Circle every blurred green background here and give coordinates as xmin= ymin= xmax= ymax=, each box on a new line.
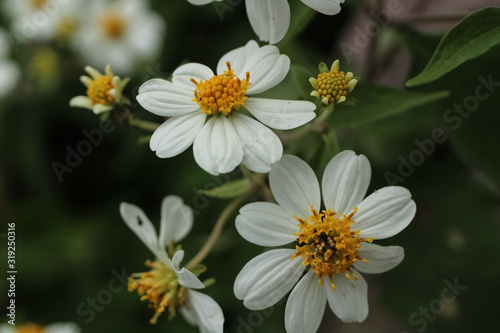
xmin=1 ymin=0 xmax=499 ymax=332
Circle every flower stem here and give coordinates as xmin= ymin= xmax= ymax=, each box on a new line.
xmin=128 ymin=116 xmax=161 ymax=132
xmin=186 ymin=187 xmax=255 ymax=269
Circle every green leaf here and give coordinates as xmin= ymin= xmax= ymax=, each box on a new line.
xmin=290 ymin=64 xmax=315 ymax=102
xmin=322 ymin=131 xmax=339 ymax=158
xmin=198 ymin=178 xmax=251 ymax=199
xmin=328 ymin=82 xmax=449 ymax=128
xmin=276 ymin=0 xmax=316 ymax=47
xmin=406 ymin=7 xmax=500 ymax=87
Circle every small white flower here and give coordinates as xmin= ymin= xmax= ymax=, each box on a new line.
xmin=69 ymin=64 xmax=130 ymax=114
xmin=234 ymin=151 xmax=416 ymax=332
xmin=120 ymin=195 xmax=224 ymax=332
xmin=0 ymin=28 xmax=20 ymax=99
xmin=249 ymin=0 xmax=345 ymax=44
xmin=0 ymin=322 xmax=80 ymax=333
xmin=72 ymin=0 xmax=166 ymax=73
xmin=137 ymin=40 xmax=316 ymax=175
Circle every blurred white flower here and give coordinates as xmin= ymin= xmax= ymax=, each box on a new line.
xmin=120 ymin=195 xmax=224 ymax=332
xmin=246 ymin=0 xmax=345 ymax=44
xmin=187 ymin=0 xmax=223 ymax=5
xmin=137 ymin=40 xmax=316 ymax=175
xmin=234 ymin=151 xmax=416 ymax=332
xmin=0 ymin=322 xmax=80 ymax=333
xmin=69 ymin=64 xmax=130 ymax=114
xmin=72 ymin=0 xmax=166 ymax=73
xmin=0 ymin=29 xmax=20 ymax=99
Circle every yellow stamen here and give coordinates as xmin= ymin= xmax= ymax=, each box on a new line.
xmin=313 ymin=70 xmax=349 ymax=105
xmin=128 ymin=260 xmax=187 ymax=324
xmin=191 ymin=61 xmax=251 ymax=116
xmin=16 ymin=323 xmax=46 ymax=333
xmin=31 ymin=0 xmax=47 ymax=9
xmin=100 ymin=11 xmax=127 ymax=39
xmin=86 ymin=75 xmax=115 ymax=105
xmin=291 ymin=206 xmax=373 ymax=290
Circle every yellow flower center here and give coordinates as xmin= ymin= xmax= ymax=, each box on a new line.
xmin=190 ymin=61 xmax=250 ymax=116
xmin=31 ymin=0 xmax=48 ymax=8
xmin=291 ymin=206 xmax=373 ymax=290
xmin=16 ymin=323 xmax=46 ymax=333
xmin=128 ymin=260 xmax=187 ymax=325
xmin=314 ymin=70 xmax=349 ymax=104
xmin=56 ymin=16 xmax=77 ymax=40
xmin=86 ymin=75 xmax=115 ymax=105
xmin=100 ymin=11 xmax=127 ymax=39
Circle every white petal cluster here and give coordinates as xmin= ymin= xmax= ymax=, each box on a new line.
xmin=234 ymin=151 xmax=416 ymax=332
xmin=137 ymin=40 xmax=316 ymax=175
xmin=120 ymin=195 xmax=224 ymax=333
xmin=0 ymin=322 xmax=80 ymax=333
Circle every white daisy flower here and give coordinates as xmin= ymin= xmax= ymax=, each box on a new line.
xmin=120 ymin=195 xmax=224 ymax=332
xmin=69 ymin=64 xmax=130 ymax=114
xmin=72 ymin=0 xmax=166 ymax=73
xmin=137 ymin=40 xmax=316 ymax=175
xmin=234 ymin=151 xmax=416 ymax=332
xmin=0 ymin=322 xmax=80 ymax=333
xmin=247 ymin=0 xmax=345 ymax=44
xmin=0 ymin=28 xmax=21 ymax=99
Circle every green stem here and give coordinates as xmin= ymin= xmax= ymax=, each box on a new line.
xmin=128 ymin=116 xmax=161 ymax=132
xmin=186 ymin=188 xmax=255 ymax=269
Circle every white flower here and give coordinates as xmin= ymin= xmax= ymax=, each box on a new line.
xmin=120 ymin=195 xmax=224 ymax=332
xmin=247 ymin=0 xmax=345 ymax=44
xmin=0 ymin=28 xmax=20 ymax=99
xmin=187 ymin=0 xmax=223 ymax=5
xmin=0 ymin=322 xmax=80 ymax=333
xmin=234 ymin=151 xmax=416 ymax=332
xmin=69 ymin=64 xmax=130 ymax=114
xmin=72 ymin=0 xmax=166 ymax=73
xmin=137 ymin=40 xmax=316 ymax=175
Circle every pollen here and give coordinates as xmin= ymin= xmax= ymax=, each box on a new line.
xmin=128 ymin=260 xmax=187 ymax=325
xmin=86 ymin=75 xmax=115 ymax=105
xmin=31 ymin=0 xmax=48 ymax=8
xmin=191 ymin=61 xmax=250 ymax=116
xmin=100 ymin=11 xmax=127 ymax=39
xmin=16 ymin=323 xmax=46 ymax=333
xmin=291 ymin=206 xmax=373 ymax=290
xmin=314 ymin=71 xmax=349 ymax=104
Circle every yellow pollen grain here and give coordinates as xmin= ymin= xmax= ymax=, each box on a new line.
xmin=16 ymin=323 xmax=46 ymax=333
xmin=291 ymin=206 xmax=372 ymax=290
xmin=31 ymin=0 xmax=48 ymax=9
xmin=191 ymin=61 xmax=251 ymax=116
xmin=128 ymin=260 xmax=187 ymax=324
xmin=86 ymin=75 xmax=115 ymax=105
xmin=100 ymin=11 xmax=127 ymax=38
xmin=314 ymin=71 xmax=349 ymax=104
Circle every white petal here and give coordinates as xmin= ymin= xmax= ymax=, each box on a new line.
xmin=45 ymin=323 xmax=81 ymax=333
xmin=285 ymin=271 xmax=327 ymax=333
xmin=172 ymin=250 xmax=205 ymax=289
xmin=236 ymin=202 xmax=298 ymax=246
xmin=245 ymin=98 xmax=316 ymax=130
xmin=173 ymin=63 xmax=215 ymax=91
xmin=159 ymin=195 xmax=194 ymax=249
xmin=269 ymin=155 xmax=321 ymax=219
xmin=150 ymin=113 xmax=207 ymax=158
xmin=234 ymin=249 xmax=304 ymax=310
xmin=301 ymin=0 xmax=344 ymax=15
xmin=180 ymin=290 xmax=224 ymax=333
xmin=119 ymin=202 xmax=163 ymax=260
xmin=217 ymin=40 xmax=260 ymax=77
xmin=246 ymin=0 xmax=290 ymax=44
xmin=229 ymin=113 xmax=282 ymax=173
xmin=92 ymin=104 xmax=112 ymax=114
xmin=137 ymin=78 xmax=199 ymax=117
xmin=193 ymin=116 xmax=244 ymax=175
xmin=69 ymin=96 xmax=93 ymax=109
xmin=353 ymin=243 xmax=404 ymax=274
xmin=324 ymin=269 xmax=368 ymax=323
xmin=242 ymin=45 xmax=290 ymax=95
xmin=187 ymin=0 xmax=217 ymax=4
xmin=355 ymin=187 xmax=416 ymax=240
xmin=321 ymin=150 xmax=371 ymax=215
